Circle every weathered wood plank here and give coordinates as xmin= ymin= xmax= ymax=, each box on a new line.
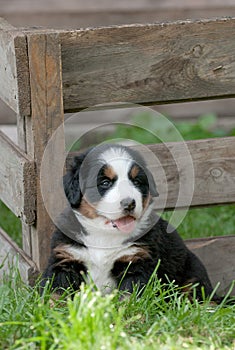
xmin=0 ymin=17 xmax=30 ymax=115
xmin=0 ymin=130 xmax=36 ymax=224
xmin=137 ymin=137 xmax=235 ymax=209
xmin=60 ymin=18 xmax=235 ymax=111
xmin=21 ymin=33 xmax=64 ymax=270
xmin=0 ymin=227 xmax=39 ymax=285
xmin=0 ymin=18 xmax=19 ymax=113
xmin=186 ymin=236 xmax=235 ymax=296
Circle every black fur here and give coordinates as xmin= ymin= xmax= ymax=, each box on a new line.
xmin=41 ymin=216 xmax=221 ymax=302
xmin=40 ymin=230 xmax=87 ymax=293
xmin=63 ymin=153 xmax=86 ymax=207
xmin=41 ymin=145 xmax=225 ymax=303
xmin=112 ymin=218 xmax=219 ymax=301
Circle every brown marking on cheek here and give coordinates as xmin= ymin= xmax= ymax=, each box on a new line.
xmin=78 ymin=198 xmax=98 ymax=219
xmin=53 ymin=245 xmax=83 ymax=267
xmin=117 ymin=247 xmax=151 ymax=264
xmin=130 ymin=164 xmax=140 ymax=179
xmin=104 ymin=165 xmax=116 ymax=180
xmin=143 ymin=193 xmax=151 ymax=210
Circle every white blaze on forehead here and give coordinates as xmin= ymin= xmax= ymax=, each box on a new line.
xmin=101 ymin=147 xmax=133 ymax=185
xmin=97 ymin=146 xmax=143 ymax=220
xmin=100 ymin=146 xmax=133 ymax=164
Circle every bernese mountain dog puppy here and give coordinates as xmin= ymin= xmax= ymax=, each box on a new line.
xmin=41 ymin=143 xmax=221 ymax=302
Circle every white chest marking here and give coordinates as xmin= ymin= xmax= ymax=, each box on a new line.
xmin=65 ymin=244 xmax=140 ymax=294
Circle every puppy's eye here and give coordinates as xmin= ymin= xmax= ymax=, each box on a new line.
xmin=133 ymin=179 xmax=141 ymax=187
xmin=100 ymin=179 xmax=112 ymax=189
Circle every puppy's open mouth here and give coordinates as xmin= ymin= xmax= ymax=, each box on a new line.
xmin=106 ymin=216 xmax=136 ymax=234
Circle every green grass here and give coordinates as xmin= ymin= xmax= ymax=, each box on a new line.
xmin=111 ymin=112 xmax=235 ymax=143
xmin=0 ymin=201 xmax=22 ymax=246
xmin=0 ymin=270 xmax=235 ymax=350
xmin=163 ymin=204 xmax=235 ymax=240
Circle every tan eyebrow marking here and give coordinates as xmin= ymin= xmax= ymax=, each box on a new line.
xmin=103 ymin=165 xmax=117 ymax=180
xmin=130 ymin=164 xmax=139 ymax=179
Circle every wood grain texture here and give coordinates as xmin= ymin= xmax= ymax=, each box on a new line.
xmin=186 ymin=236 xmax=235 ymax=295
xmin=0 ymin=227 xmax=39 ymax=286
xmin=0 ymin=130 xmax=36 ymax=224
xmin=0 ymin=17 xmax=30 ymax=115
xmin=0 ymin=18 xmax=18 ymax=113
xmin=137 ymin=137 xmax=235 ymax=209
xmin=60 ymin=18 xmax=235 ymax=111
xmin=24 ymin=33 xmax=64 ymax=270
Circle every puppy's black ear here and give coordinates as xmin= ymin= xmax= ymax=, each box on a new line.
xmin=63 ymin=152 xmax=87 ymax=207
xmin=147 ymin=169 xmax=159 ymax=197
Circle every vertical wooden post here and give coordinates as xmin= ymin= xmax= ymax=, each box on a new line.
xmin=19 ymin=33 xmax=64 ymax=271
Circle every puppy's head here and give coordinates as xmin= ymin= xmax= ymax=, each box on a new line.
xmin=64 ymin=144 xmax=158 ymax=234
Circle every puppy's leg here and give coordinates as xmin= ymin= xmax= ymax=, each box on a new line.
xmin=112 ymin=259 xmax=155 ymax=296
xmin=40 ymin=256 xmax=87 ymax=296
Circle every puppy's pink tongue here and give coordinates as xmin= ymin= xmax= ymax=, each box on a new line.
xmin=113 ymin=216 xmax=136 ymax=233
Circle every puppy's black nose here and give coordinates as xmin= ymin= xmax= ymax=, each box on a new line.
xmin=120 ymin=198 xmax=136 ymax=213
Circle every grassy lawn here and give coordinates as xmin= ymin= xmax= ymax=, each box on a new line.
xmin=0 ymin=270 xmax=235 ymax=349
xmin=0 ymin=201 xmax=22 ymax=247
xmin=0 ymin=113 xmax=235 ymax=349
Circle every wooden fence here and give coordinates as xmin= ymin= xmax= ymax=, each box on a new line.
xmin=0 ymin=16 xmax=234 ymax=294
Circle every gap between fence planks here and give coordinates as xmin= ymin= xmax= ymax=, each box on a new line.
xmin=0 ymin=130 xmax=36 ymax=224
xmin=0 ymin=227 xmax=39 ymax=286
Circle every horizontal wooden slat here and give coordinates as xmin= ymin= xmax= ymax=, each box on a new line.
xmin=0 ymin=227 xmax=39 ymax=285
xmin=0 ymin=17 xmax=30 ymax=115
xmin=186 ymin=236 xmax=235 ymax=296
xmin=60 ymin=18 xmax=235 ymax=111
xmin=0 ymin=130 xmax=36 ymax=224
xmin=68 ymin=137 xmax=235 ymax=209
xmin=140 ymin=137 xmax=235 ymax=209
